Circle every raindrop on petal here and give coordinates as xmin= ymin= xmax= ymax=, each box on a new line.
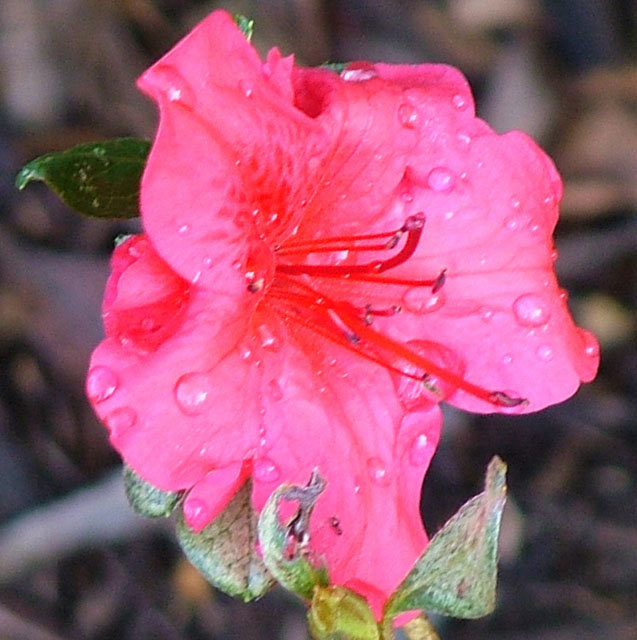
xmin=513 ymin=294 xmax=551 ymax=327
xmin=105 ymin=407 xmax=137 ymax=437
xmin=457 ymin=130 xmax=472 ymax=148
xmin=267 ymin=379 xmax=283 ymax=402
xmin=253 ymin=457 xmax=281 ymax=483
xmin=578 ymin=328 xmax=600 ymax=359
xmin=504 ymin=214 xmax=532 ymax=231
xmin=239 ymin=80 xmax=253 ymax=97
xmin=174 ymin=372 xmax=214 ymax=415
xmin=366 ymin=457 xmax=391 ymax=486
xmin=86 ymin=366 xmax=119 ymax=403
xmin=402 ymin=288 xmax=445 ymax=314
xmin=393 ymin=340 xmax=465 ymax=408
xmin=536 ymin=344 xmax=554 ymax=362
xmin=427 ymin=167 xmax=456 ymax=192
xmin=452 ymin=94 xmax=468 ymax=110
xmin=398 ymin=103 xmax=419 ymax=128
xmin=341 ymin=66 xmax=378 ymax=82
xmin=408 ymin=433 xmax=431 ymax=466
xmin=151 ymin=66 xmax=195 ymax=106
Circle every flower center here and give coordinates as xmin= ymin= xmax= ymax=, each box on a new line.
xmin=248 ymin=214 xmax=526 ymax=409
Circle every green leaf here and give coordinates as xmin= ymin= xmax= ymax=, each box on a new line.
xmin=233 ymin=14 xmax=254 ymax=41
xmin=123 ymin=465 xmax=181 ymax=518
xmin=15 ymin=138 xmax=150 ymax=219
xmin=176 ymin=480 xmax=273 ymax=602
xmin=309 ymin=586 xmax=380 ymax=640
xmin=257 ymin=470 xmax=329 ymax=600
xmin=320 ymin=62 xmax=347 ymax=73
xmin=384 ymin=457 xmax=508 ymax=621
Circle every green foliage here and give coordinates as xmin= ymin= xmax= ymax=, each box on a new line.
xmin=384 ymin=457 xmax=508 ymax=622
xmin=233 ymin=14 xmax=254 ymax=41
xmin=123 ymin=466 xmax=180 ymax=518
xmin=309 ymin=586 xmax=380 ymax=640
xmin=15 ymin=138 xmax=149 ymax=219
xmin=176 ymin=481 xmax=273 ymax=602
xmin=257 ymin=470 xmax=329 ymax=600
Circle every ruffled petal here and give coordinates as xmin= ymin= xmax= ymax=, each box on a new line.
xmin=137 ymin=10 xmax=327 ymax=289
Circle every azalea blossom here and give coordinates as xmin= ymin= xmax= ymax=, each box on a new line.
xmin=85 ymin=10 xmax=599 ymax=616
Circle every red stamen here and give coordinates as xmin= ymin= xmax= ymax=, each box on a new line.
xmin=276 ymin=214 xmax=425 ymax=278
xmin=270 ymin=274 xmax=526 ymax=407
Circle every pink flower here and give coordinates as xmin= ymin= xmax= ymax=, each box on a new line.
xmin=86 ymin=10 xmax=598 ymax=616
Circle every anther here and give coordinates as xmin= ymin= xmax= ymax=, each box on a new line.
xmin=488 ymin=391 xmax=528 ymax=407
xmin=247 ymin=278 xmax=265 ymax=293
xmin=432 ymin=269 xmax=447 ymax=293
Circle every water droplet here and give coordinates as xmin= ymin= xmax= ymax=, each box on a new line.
xmin=257 ymin=324 xmax=280 ymax=351
xmin=202 ymin=256 xmax=213 ymax=268
xmin=178 ymin=223 xmax=190 ymax=235
xmin=427 ymin=167 xmax=456 ymax=192
xmin=551 ymin=249 xmax=559 ymax=262
xmin=393 ymin=340 xmax=465 ymax=408
xmin=253 ymin=457 xmax=280 ymax=483
xmin=402 ymin=288 xmax=445 ymax=314
xmin=367 ymin=457 xmax=391 ymax=486
xmin=444 ymin=210 xmax=455 ymax=220
xmin=239 ymin=80 xmax=253 ymax=97
xmin=457 ymin=130 xmax=472 ymax=148
xmin=398 ymin=103 xmax=419 ymax=128
xmin=536 ymin=344 xmax=554 ymax=362
xmin=183 ymin=497 xmax=211 ymax=532
xmin=504 ymin=214 xmax=532 ymax=231
xmin=511 ymin=197 xmax=521 ymax=210
xmin=341 ymin=65 xmax=378 ymax=82
xmin=174 ymin=372 xmax=214 ymax=415
xmin=481 ymin=307 xmax=495 ymax=323
xmin=86 ymin=366 xmax=118 ymax=403
xmin=502 ymin=353 xmax=513 ymax=365
xmin=104 ymin=407 xmax=137 ymax=437
xmin=408 ymin=433 xmax=431 ymax=466
xmin=578 ymin=329 xmax=600 ymax=359
xmin=267 ymin=379 xmax=283 ymax=402
xmin=452 ymin=94 xmax=468 ymax=110
xmin=151 ymin=66 xmax=195 ymax=105
xmin=513 ymin=294 xmax=551 ymax=327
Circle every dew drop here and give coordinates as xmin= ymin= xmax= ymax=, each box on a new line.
xmin=267 ymin=379 xmax=283 ymax=402
xmin=178 ymin=223 xmax=190 ymax=235
xmin=457 ymin=130 xmax=472 ymax=148
xmin=402 ymin=288 xmax=445 ymax=314
xmin=408 ymin=433 xmax=431 ymax=466
xmin=86 ymin=366 xmax=119 ymax=403
xmin=239 ymin=79 xmax=253 ymax=97
xmin=513 ymin=294 xmax=551 ymax=327
xmin=183 ymin=497 xmax=211 ymax=532
xmin=253 ymin=457 xmax=281 ymax=483
xmin=392 ymin=340 xmax=464 ymax=408
xmin=366 ymin=457 xmax=391 ymax=486
xmin=257 ymin=324 xmax=280 ymax=351
xmin=452 ymin=94 xmax=468 ymax=110
xmin=510 ymin=197 xmax=522 ymax=210
xmin=481 ymin=307 xmax=495 ymax=323
xmin=104 ymin=407 xmax=137 ymax=437
xmin=427 ymin=167 xmax=456 ymax=192
xmin=152 ymin=66 xmax=195 ymax=105
xmin=578 ymin=329 xmax=600 ymax=359
xmin=536 ymin=344 xmax=554 ymax=362
xmin=398 ymin=103 xmax=419 ymax=128
xmin=203 ymin=256 xmax=214 ymax=269
xmin=504 ymin=214 xmax=532 ymax=231
xmin=174 ymin=372 xmax=214 ymax=415
xmin=502 ymin=353 xmax=514 ymax=365
xmin=341 ymin=66 xmax=378 ymax=82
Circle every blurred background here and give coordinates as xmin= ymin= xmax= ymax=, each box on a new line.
xmin=0 ymin=1 xmax=635 ymax=638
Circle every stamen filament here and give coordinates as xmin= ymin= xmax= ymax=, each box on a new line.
xmin=271 ymin=274 xmax=526 ymax=407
